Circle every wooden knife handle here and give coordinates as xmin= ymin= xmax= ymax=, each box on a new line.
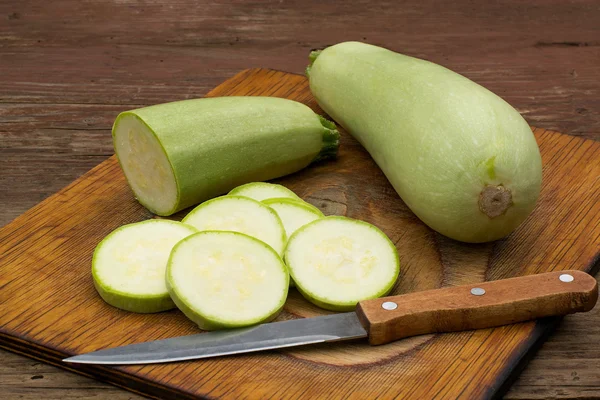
xmin=355 ymin=270 xmax=598 ymax=345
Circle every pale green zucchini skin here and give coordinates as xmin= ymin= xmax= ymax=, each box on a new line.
xmin=113 ymin=96 xmax=339 ymax=216
xmin=308 ymin=42 xmax=542 ymax=243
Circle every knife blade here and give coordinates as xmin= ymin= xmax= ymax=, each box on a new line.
xmin=64 ymin=270 xmax=597 ymax=365
xmin=63 ymin=312 xmax=366 ymax=365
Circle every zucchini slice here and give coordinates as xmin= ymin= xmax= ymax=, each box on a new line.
xmin=182 ymin=195 xmax=286 ymax=256
xmin=92 ymin=220 xmax=197 ymax=313
xmin=262 ymin=197 xmax=323 ymax=239
xmin=263 ymin=198 xmax=324 ymax=287
xmin=285 ymin=216 xmax=399 ymax=311
xmin=167 ymin=231 xmax=289 ymax=330
xmin=228 ymin=182 xmax=301 ymax=202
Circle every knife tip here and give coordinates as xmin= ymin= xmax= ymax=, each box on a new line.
xmin=63 ymin=355 xmax=94 ymax=364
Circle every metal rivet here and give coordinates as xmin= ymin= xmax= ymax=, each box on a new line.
xmin=382 ymin=301 xmax=398 ymax=310
xmin=471 ymin=287 xmax=486 ymax=296
xmin=559 ymin=274 xmax=574 ymax=283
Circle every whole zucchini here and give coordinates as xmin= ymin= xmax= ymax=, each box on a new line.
xmin=112 ymin=96 xmax=339 ymax=216
xmin=307 ymin=42 xmax=542 ymax=243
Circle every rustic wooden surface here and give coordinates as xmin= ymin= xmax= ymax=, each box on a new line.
xmin=1 ymin=68 xmax=599 ymax=400
xmin=1 ymin=0 xmax=599 ymax=399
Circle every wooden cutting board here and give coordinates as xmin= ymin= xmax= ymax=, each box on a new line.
xmin=1 ymin=69 xmax=599 ymax=400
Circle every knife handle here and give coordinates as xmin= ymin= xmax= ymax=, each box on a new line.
xmin=355 ymin=270 xmax=598 ymax=345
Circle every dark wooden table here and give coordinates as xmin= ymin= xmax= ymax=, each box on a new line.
xmin=1 ymin=1 xmax=598 ymax=399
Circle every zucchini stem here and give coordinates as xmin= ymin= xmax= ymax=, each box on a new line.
xmin=305 ymin=50 xmax=323 ymax=77
xmin=312 ymin=115 xmax=340 ymax=163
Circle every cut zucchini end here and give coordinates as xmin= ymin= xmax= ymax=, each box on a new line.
xmin=112 ymin=112 xmax=179 ymax=216
xmin=285 ymin=216 xmax=400 ymax=311
xmin=182 ymin=195 xmax=287 ymax=257
xmin=92 ymin=220 xmax=197 ymax=313
xmin=228 ymin=182 xmax=301 ymax=202
xmin=166 ymin=231 xmax=289 ymax=330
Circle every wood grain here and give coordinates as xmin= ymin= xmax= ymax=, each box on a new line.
xmin=0 ymin=350 xmax=144 ymax=400
xmin=1 ymin=0 xmax=599 ymax=227
xmin=1 ymin=69 xmax=599 ymax=400
xmin=0 ymin=0 xmax=599 ymax=138
xmin=1 ymin=1 xmax=600 ymax=398
xmin=3 ymin=301 xmax=600 ymax=400
xmin=357 ymin=270 xmax=598 ymax=345
xmin=505 ymin=302 xmax=600 ymax=400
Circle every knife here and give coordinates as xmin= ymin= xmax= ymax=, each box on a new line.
xmin=64 ymin=269 xmax=597 ymax=365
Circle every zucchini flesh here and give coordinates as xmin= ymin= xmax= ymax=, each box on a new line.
xmin=228 ymin=182 xmax=300 ymax=202
xmin=113 ymin=117 xmax=177 ymax=215
xmin=182 ymin=195 xmax=286 ymax=256
xmin=113 ymin=96 xmax=339 ymax=216
xmin=262 ymin=197 xmax=323 ymax=238
xmin=167 ymin=231 xmax=289 ymax=330
xmin=92 ymin=220 xmax=197 ymax=313
xmin=285 ymin=216 xmax=399 ymax=311
xmin=263 ymin=197 xmax=324 ymax=288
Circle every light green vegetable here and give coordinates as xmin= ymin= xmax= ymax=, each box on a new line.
xmin=263 ymin=197 xmax=324 ymax=288
xmin=167 ymin=231 xmax=289 ymax=330
xmin=262 ymin=197 xmax=323 ymax=238
xmin=112 ymin=97 xmax=339 ymax=216
xmin=285 ymin=216 xmax=399 ymax=311
xmin=182 ymin=195 xmax=286 ymax=256
xmin=229 ymin=182 xmax=301 ymax=202
xmin=92 ymin=220 xmax=197 ymax=313
xmin=307 ymin=42 xmax=542 ymax=243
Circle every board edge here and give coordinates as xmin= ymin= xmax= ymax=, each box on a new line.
xmin=489 ymin=252 xmax=600 ymax=399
